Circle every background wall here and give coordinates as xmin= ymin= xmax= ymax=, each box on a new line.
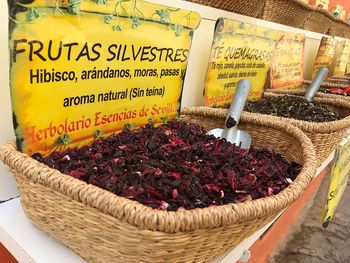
xmin=309 ymin=0 xmax=350 ymax=13
xmin=0 ymin=1 xmax=346 ymax=145
xmin=0 ymin=4 xmax=12 ymax=143
xmin=329 ymin=0 xmax=350 ymax=12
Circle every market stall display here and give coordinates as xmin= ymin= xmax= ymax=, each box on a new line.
xmin=2 ymin=0 xmax=350 ymax=262
xmin=0 ymin=109 xmax=316 ymax=262
xmin=187 ymin=0 xmax=350 ymax=36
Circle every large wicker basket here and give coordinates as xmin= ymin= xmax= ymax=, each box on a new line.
xmin=303 ymin=8 xmax=333 ymax=34
xmin=261 ymin=0 xmax=312 ymax=28
xmin=0 ymin=108 xmax=316 ymax=263
xmin=267 ymin=87 xmax=350 ymax=101
xmin=263 ymin=91 xmax=350 ymax=166
xmin=185 ymin=0 xmax=265 ymax=18
xmin=328 ymin=17 xmax=349 ymax=38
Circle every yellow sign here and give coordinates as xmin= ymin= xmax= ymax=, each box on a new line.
xmin=312 ymin=37 xmax=336 ymax=78
xmin=203 ymin=18 xmax=283 ymax=107
xmin=346 ymin=52 xmax=350 ymax=75
xmin=331 ymin=40 xmax=350 ymax=78
xmin=270 ymin=32 xmax=305 ymax=90
xmin=9 ymin=0 xmax=200 ymax=156
xmin=321 ymin=135 xmax=350 ymax=227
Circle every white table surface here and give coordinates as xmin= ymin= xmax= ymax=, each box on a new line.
xmin=0 ymin=153 xmax=334 ymax=263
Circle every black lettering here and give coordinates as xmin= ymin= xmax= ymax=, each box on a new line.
xmin=165 ymin=48 xmax=174 ymax=62
xmin=63 ymin=42 xmax=79 ymax=61
xmin=91 ymin=43 xmax=102 ymax=61
xmin=107 ymin=44 xmax=118 ymax=61
xmin=140 ymin=46 xmax=151 ymax=61
xmin=76 ymin=43 xmax=90 ymax=61
xmin=13 ymin=39 xmax=27 ymax=63
xmin=28 ymin=40 xmax=46 ymax=61
xmin=131 ymin=45 xmax=142 ymax=61
xmin=48 ymin=40 xmax=62 ymax=61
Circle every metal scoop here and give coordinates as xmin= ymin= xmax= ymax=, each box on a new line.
xmin=305 ymin=67 xmax=329 ymax=101
xmin=207 ymin=79 xmax=252 ymax=149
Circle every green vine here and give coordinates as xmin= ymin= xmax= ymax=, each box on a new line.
xmin=133 ymin=0 xmax=144 ymax=18
xmin=171 ymin=24 xmax=184 ymax=37
xmin=93 ymin=130 xmax=103 ymax=139
xmin=55 ymin=134 xmax=72 ymax=147
xmin=182 ymin=11 xmax=192 ymax=27
xmin=153 ymin=9 xmax=171 ymax=24
xmin=148 ymin=117 xmax=155 ymax=125
xmin=152 ymin=8 xmax=187 ymax=36
xmin=51 ymin=0 xmax=64 ymax=15
xmin=113 ymin=25 xmax=122 ymax=31
xmin=123 ymin=123 xmax=135 ymax=131
xmin=104 ymin=14 xmax=115 ymax=24
xmin=68 ymin=0 xmax=81 ymax=15
xmin=114 ymin=0 xmax=130 ymax=17
xmin=131 ymin=16 xmax=140 ymax=29
xmin=93 ymin=0 xmax=107 ymax=4
xmin=26 ymin=7 xmax=41 ymax=22
xmin=160 ymin=116 xmax=169 ymax=123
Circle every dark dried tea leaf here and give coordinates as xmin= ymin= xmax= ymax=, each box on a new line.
xmin=244 ymin=95 xmax=342 ymax=122
xmin=225 ymin=116 xmax=237 ymax=128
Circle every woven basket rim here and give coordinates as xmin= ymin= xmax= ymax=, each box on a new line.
xmin=0 ymin=108 xmax=316 ymax=233
xmin=303 ymin=80 xmax=350 ymax=88
xmin=287 ymin=0 xmax=314 ymax=11
xmin=315 ymin=7 xmax=334 ymax=18
xmin=331 ymin=15 xmax=349 ymax=26
xmin=262 ymin=92 xmax=350 ymax=133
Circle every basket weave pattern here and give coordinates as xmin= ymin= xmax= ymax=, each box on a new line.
xmin=186 ymin=0 xmax=350 ymax=36
xmin=303 ymin=8 xmax=333 ymax=34
xmin=328 ymin=18 xmax=347 ymax=37
xmin=267 ymin=88 xmax=350 ymax=101
xmin=262 ymin=0 xmax=311 ymax=28
xmin=264 ymin=92 xmax=350 ymax=166
xmin=0 ymin=108 xmax=316 ymax=262
xmin=186 ymin=0 xmax=264 ymax=18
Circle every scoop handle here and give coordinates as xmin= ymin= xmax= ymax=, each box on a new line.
xmin=224 ymin=80 xmax=251 ymax=139
xmin=227 ymin=79 xmax=251 ymax=123
xmin=305 ymin=67 xmax=329 ymax=101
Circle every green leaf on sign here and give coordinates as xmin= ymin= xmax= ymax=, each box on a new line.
xmin=93 ymin=130 xmax=103 ymax=139
xmin=55 ymin=134 xmax=72 ymax=146
xmin=148 ymin=117 xmax=155 ymax=125
xmin=171 ymin=24 xmax=184 ymax=37
xmin=26 ymin=8 xmax=41 ymax=22
xmin=113 ymin=25 xmax=122 ymax=31
xmin=160 ymin=116 xmax=169 ymax=123
xmin=131 ymin=16 xmax=141 ymax=29
xmin=104 ymin=14 xmax=114 ymax=24
xmin=123 ymin=123 xmax=135 ymax=131
xmin=93 ymin=0 xmax=107 ymax=4
xmin=68 ymin=0 xmax=81 ymax=15
xmin=154 ymin=9 xmax=171 ymax=24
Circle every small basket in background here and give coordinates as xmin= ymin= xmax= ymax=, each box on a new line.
xmin=263 ymin=91 xmax=350 ymax=166
xmin=303 ymin=8 xmax=333 ymax=34
xmin=185 ymin=0 xmax=265 ymax=18
xmin=328 ymin=17 xmax=348 ymax=37
xmin=260 ymin=0 xmax=312 ymax=29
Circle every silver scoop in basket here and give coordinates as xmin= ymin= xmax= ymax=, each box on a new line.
xmin=207 ymin=79 xmax=252 ymax=149
xmin=304 ymin=67 xmax=329 ymax=101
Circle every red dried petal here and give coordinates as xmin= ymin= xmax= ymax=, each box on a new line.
xmin=69 ymin=168 xmax=86 ymax=179
xmin=204 ymin=183 xmax=221 ymax=193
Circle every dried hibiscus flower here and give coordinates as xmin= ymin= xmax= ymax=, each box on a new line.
xmin=33 ymin=121 xmax=302 ymax=211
